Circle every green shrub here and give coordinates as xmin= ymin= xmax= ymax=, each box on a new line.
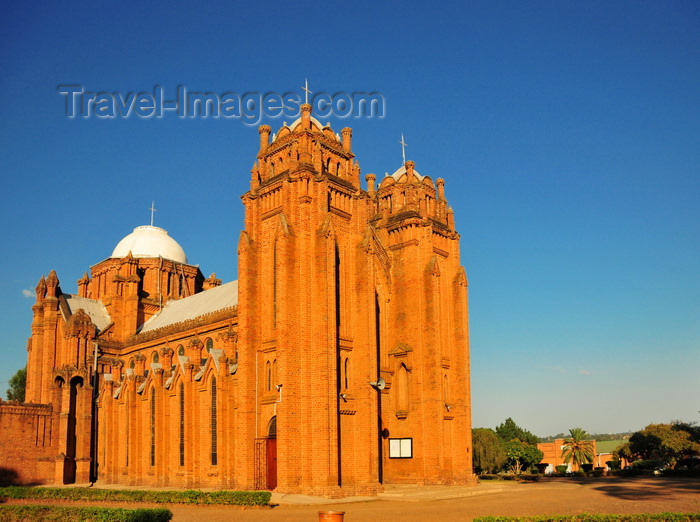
xmin=631 ymin=460 xmax=665 ymax=470
xmin=473 ymin=513 xmax=700 ymax=521
xmin=555 ymin=465 xmax=568 ymax=474
xmin=606 ymin=460 xmax=621 ymax=470
xmin=0 ymin=487 xmax=271 ymax=506
xmin=0 ymin=505 xmax=172 ymax=521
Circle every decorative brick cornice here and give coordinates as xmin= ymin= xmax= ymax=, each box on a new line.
xmin=0 ymin=402 xmax=52 ymax=415
xmin=124 ymin=306 xmax=237 ymax=346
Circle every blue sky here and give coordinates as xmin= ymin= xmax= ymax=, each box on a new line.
xmin=1 ymin=0 xmax=698 ymax=437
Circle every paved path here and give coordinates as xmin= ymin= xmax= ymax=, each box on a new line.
xmin=18 ymin=477 xmax=700 ymax=521
xmin=169 ymin=477 xmax=700 ymax=521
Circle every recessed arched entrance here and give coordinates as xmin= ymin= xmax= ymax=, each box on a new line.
xmin=266 ymin=416 xmax=277 ymax=490
xmin=63 ymin=376 xmax=83 ymax=484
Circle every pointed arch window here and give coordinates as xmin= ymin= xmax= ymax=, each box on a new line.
xmin=397 ymin=363 xmax=409 ymax=414
xmin=179 ymin=382 xmax=185 ymax=467
xmin=272 ymin=238 xmax=278 ymax=328
xmin=211 ymin=377 xmax=218 ymax=466
xmin=343 ymin=357 xmax=349 ymax=390
xmin=177 ymin=345 xmax=185 ymax=357
xmin=125 ymin=397 xmax=130 ymax=467
xmin=150 ymin=387 xmax=156 ymax=466
xmin=205 ymin=338 xmax=213 ymax=353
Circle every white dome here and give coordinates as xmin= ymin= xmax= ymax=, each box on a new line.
xmin=111 ymin=226 xmax=187 ymax=264
xmin=390 ymin=165 xmax=424 ymax=181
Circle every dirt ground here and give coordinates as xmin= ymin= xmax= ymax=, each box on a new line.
xmin=5 ymin=477 xmax=700 ymax=521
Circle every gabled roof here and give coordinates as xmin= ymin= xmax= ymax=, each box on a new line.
xmin=139 ymin=280 xmax=238 ymax=333
xmin=62 ymin=294 xmax=111 ymax=331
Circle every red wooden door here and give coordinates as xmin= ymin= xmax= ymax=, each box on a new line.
xmin=266 ymin=438 xmax=277 ymax=490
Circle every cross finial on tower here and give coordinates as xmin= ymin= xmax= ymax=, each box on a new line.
xmin=399 ymin=134 xmax=408 ymax=164
xmin=148 ymin=201 xmax=157 ymax=226
xmin=302 ymin=79 xmax=312 ymax=105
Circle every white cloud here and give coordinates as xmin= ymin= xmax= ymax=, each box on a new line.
xmin=22 ymin=289 xmax=33 ymax=298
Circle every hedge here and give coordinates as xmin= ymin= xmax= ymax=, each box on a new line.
xmin=0 ymin=505 xmax=173 ymax=521
xmin=0 ymin=487 xmax=271 ymax=506
xmin=473 ymin=514 xmax=700 ymax=522
xmin=477 ymin=474 xmax=541 ymax=482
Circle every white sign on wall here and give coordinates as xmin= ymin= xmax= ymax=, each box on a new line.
xmin=388 ymin=438 xmax=412 ymax=458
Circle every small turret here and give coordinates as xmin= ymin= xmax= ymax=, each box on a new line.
xmin=35 ymin=275 xmax=47 ymax=302
xmin=300 ymin=103 xmax=312 ymax=130
xmin=45 ymin=270 xmax=59 ymax=298
xmin=436 ymin=178 xmax=445 ymax=200
xmin=258 ymin=125 xmax=271 ymax=152
xmin=405 ymin=161 xmax=416 ymax=183
xmin=366 ymin=173 xmax=376 ymax=196
xmin=77 ymin=272 xmax=90 ymax=297
xmin=341 ymin=127 xmax=352 ymax=152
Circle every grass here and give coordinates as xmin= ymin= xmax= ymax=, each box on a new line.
xmin=0 ymin=486 xmax=271 ymax=506
xmin=474 ymin=514 xmax=700 ymax=522
xmin=0 ymin=505 xmax=173 ymax=521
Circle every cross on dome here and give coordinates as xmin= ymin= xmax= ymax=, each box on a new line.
xmin=302 ymin=79 xmax=312 ymax=105
xmin=399 ymin=134 xmax=408 ymax=164
xmin=148 ymin=201 xmax=157 ymax=226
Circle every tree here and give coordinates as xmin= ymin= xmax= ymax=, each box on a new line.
xmin=472 ymin=428 xmax=507 ymax=474
xmin=561 ymin=427 xmax=595 ymax=470
xmin=614 ymin=441 xmax=633 ymax=462
xmin=503 ymin=439 xmax=544 ymax=474
xmin=495 ymin=418 xmax=540 ymax=446
xmin=629 ymin=423 xmax=700 ymax=468
xmin=6 ymin=366 xmax=26 ymax=402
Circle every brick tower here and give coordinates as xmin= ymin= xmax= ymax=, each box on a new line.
xmin=237 ymin=103 xmax=475 ymax=496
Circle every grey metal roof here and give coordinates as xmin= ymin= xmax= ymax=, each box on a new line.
xmin=139 ymin=280 xmax=238 ymax=333
xmin=63 ymin=294 xmax=112 ymax=331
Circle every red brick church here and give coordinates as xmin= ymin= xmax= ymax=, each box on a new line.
xmin=0 ymin=104 xmax=476 ymax=496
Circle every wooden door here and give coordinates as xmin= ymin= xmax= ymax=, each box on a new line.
xmin=266 ymin=438 xmax=277 ymax=490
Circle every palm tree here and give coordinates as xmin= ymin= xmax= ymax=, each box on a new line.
xmin=562 ymin=427 xmax=595 ymax=471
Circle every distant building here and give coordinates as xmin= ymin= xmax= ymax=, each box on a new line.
xmin=0 ymin=104 xmax=476 ymax=496
xmin=538 ymin=439 xmax=626 ymax=472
